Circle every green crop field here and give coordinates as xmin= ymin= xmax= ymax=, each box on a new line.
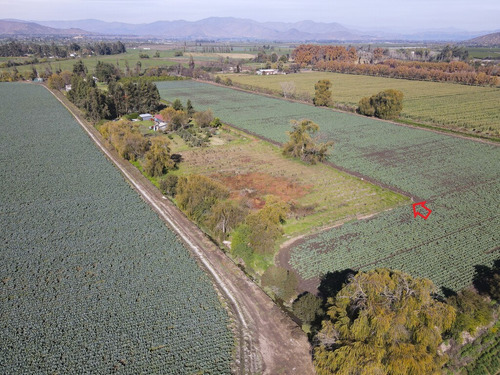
xmin=219 ymin=72 xmax=500 ymax=135
xmin=157 ymin=80 xmax=500 ymax=293
xmin=466 ymin=47 xmax=500 ymax=59
xmin=0 ymin=83 xmax=233 ymax=374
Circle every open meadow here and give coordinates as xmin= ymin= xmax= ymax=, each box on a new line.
xmin=157 ymin=80 xmax=500 ymax=293
xmin=167 ymin=126 xmax=408 ymax=237
xmin=220 ymin=72 xmax=500 ymax=136
xmin=0 ymin=83 xmax=233 ymax=374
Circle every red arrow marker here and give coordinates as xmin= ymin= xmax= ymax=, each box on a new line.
xmin=413 ymin=201 xmax=432 ymax=220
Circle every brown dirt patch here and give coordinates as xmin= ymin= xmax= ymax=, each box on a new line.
xmin=213 ymin=172 xmax=312 ymax=208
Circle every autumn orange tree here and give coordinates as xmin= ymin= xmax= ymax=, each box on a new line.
xmin=314 ymin=269 xmax=456 ymax=375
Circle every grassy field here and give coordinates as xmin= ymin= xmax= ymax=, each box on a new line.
xmin=0 ymin=83 xmax=233 ymax=374
xmin=220 ymin=72 xmax=500 ymax=136
xmin=157 ymin=80 xmax=500 ymax=293
xmin=166 ymin=126 xmax=408 ymax=238
xmin=1 ymin=48 xmax=181 ymax=75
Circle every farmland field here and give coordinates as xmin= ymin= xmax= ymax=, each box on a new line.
xmin=219 ymin=72 xmax=500 ymax=135
xmin=0 ymin=83 xmax=233 ymax=374
xmin=157 ymin=80 xmax=500 ymax=293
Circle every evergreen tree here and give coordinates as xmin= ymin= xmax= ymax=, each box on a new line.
xmin=313 ymin=79 xmax=332 ymax=107
xmin=186 ymin=99 xmax=195 ymax=117
xmin=172 ymin=98 xmax=184 ymax=111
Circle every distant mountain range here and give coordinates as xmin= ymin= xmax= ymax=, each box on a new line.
xmin=0 ymin=19 xmax=90 ymax=36
xmin=34 ymin=17 xmax=370 ymax=41
xmin=0 ymin=18 xmax=497 ymax=43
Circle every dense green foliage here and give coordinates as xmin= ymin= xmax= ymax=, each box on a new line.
xmin=313 ymin=79 xmax=332 ymax=107
xmin=67 ymin=74 xmax=110 ymax=121
xmin=94 ymin=60 xmax=121 ymax=83
xmin=67 ymin=60 xmax=161 ymax=121
xmin=0 ymin=40 xmax=126 ymax=58
xmin=292 ymin=292 xmax=323 ymax=324
xmin=358 ymin=89 xmax=404 ymax=119
xmin=447 ymin=289 xmax=493 ymax=340
xmin=0 ymin=83 xmax=233 ymax=374
xmin=143 ymin=138 xmax=175 ymax=177
xmin=107 ymin=79 xmax=161 ymax=117
xmin=460 ymin=320 xmax=500 ymax=375
xmin=156 ymin=80 xmax=500 ymax=293
xmin=314 ymin=269 xmax=456 ymax=375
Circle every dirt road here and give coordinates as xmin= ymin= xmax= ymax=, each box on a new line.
xmin=48 ymin=87 xmax=315 ymax=375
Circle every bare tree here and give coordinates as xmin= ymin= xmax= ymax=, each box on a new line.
xmin=280 ymin=81 xmax=296 ymax=99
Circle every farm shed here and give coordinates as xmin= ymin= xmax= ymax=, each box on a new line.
xmin=139 ymin=113 xmax=153 ymax=121
xmin=257 ymin=69 xmax=279 ymax=75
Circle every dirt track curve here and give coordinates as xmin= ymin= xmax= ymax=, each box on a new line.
xmin=48 ymin=86 xmax=315 ymax=375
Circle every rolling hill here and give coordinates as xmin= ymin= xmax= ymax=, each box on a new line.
xmin=465 ymin=32 xmax=500 ymax=46
xmin=0 ymin=19 xmax=91 ymax=36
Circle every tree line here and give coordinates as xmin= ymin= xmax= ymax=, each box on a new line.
xmin=0 ymin=40 xmax=126 ymax=58
xmin=292 ymin=44 xmax=499 ymax=86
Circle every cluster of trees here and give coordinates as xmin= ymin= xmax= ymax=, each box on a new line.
xmin=94 ymin=61 xmax=121 ymax=83
xmin=436 ymin=45 xmax=470 ymax=62
xmin=64 ymin=61 xmax=161 ymax=121
xmin=357 ymin=89 xmax=404 ymax=120
xmin=293 ymin=44 xmax=499 ymax=86
xmin=98 ymin=120 xmax=175 ymax=178
xmin=107 ymin=80 xmax=160 ymax=117
xmin=160 ymin=169 xmax=294 ymax=292
xmin=0 ymin=40 xmax=126 ymax=58
xmin=292 ymin=45 xmax=358 ymax=66
xmin=254 ymin=50 xmax=289 ymax=64
xmin=199 ymin=45 xmax=233 ymax=53
xmin=288 ymin=266 xmax=500 ymax=375
xmin=282 ymin=119 xmax=333 ymax=164
xmin=158 ymin=99 xmax=221 ymax=146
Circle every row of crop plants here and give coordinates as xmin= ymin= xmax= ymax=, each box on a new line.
xmin=0 ymin=83 xmax=233 ymax=374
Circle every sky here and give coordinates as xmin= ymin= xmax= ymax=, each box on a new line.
xmin=1 ymin=0 xmax=499 ymax=32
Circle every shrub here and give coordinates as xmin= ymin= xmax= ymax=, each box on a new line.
xmin=159 ymin=174 xmax=179 ymax=196
xmin=358 ymin=89 xmax=404 ymax=120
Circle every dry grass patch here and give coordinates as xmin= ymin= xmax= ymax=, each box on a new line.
xmin=171 ymin=127 xmax=409 ymax=239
